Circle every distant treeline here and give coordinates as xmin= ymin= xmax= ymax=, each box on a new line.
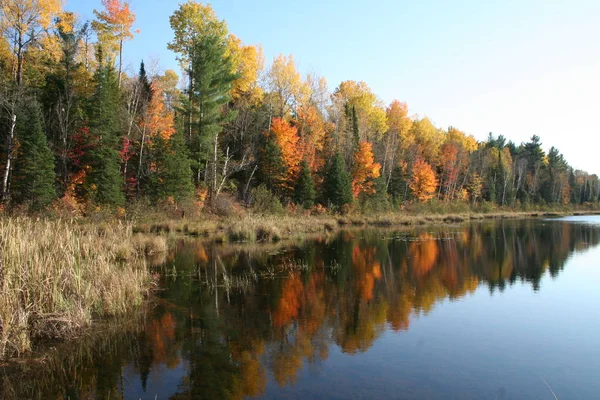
xmin=1 ymin=1 xmax=598 ymax=215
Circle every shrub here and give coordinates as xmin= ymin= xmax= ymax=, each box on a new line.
xmin=250 ymin=185 xmax=284 ymax=215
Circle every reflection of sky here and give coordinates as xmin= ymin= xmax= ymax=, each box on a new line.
xmin=258 ymin=243 xmax=600 ymax=400
xmin=122 ymin=350 xmax=190 ymax=399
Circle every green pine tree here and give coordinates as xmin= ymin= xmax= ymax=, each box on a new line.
xmin=189 ymin=34 xmax=239 ymax=190
xmin=86 ymin=51 xmax=125 ymax=206
xmin=294 ymin=160 xmax=316 ymax=209
xmin=149 ymin=130 xmax=194 ymax=202
xmin=257 ymin=132 xmax=286 ymax=196
xmin=12 ymin=100 xmax=56 ymax=210
xmin=323 ymin=152 xmax=353 ymax=211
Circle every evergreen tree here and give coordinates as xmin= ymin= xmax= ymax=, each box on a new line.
xmin=138 ymin=60 xmax=153 ymax=105
xmin=351 ymin=105 xmax=359 ymax=147
xmin=86 ymin=50 xmax=125 ymax=206
xmin=294 ymin=160 xmax=316 ymax=209
xmin=149 ymin=130 xmax=194 ymax=202
xmin=188 ymin=34 xmax=238 ymax=193
xmin=12 ymin=100 xmax=56 ymax=210
xmin=257 ymin=132 xmax=286 ymax=196
xmin=388 ymin=165 xmax=406 ymax=202
xmin=323 ymin=152 xmax=353 ymax=210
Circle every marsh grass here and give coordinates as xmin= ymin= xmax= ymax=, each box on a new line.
xmin=0 ymin=217 xmax=155 ymax=359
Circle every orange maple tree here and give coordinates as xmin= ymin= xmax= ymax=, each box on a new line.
xmin=409 ymin=159 xmax=438 ymax=201
xmin=145 ymin=84 xmax=175 ymax=140
xmin=352 ymin=141 xmax=381 ymax=197
xmin=269 ymin=117 xmax=302 ymax=191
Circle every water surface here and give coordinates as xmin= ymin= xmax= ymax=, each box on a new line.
xmin=2 ymin=217 xmax=600 ymax=399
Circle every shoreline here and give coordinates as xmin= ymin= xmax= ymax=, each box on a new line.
xmin=132 ymin=209 xmax=600 ymax=244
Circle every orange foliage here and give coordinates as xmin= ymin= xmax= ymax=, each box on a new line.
xmin=96 ymin=0 xmax=136 ymax=39
xmin=146 ymin=84 xmax=175 ymax=140
xmin=352 ymin=141 xmax=381 ymax=198
xmin=351 ymin=245 xmax=382 ymax=301
xmin=409 ymin=159 xmax=438 ymax=202
xmin=269 ymin=117 xmax=302 ymax=190
xmin=409 ymin=234 xmax=439 ymax=277
xmin=296 ymin=105 xmax=329 ymax=172
xmin=272 ymin=273 xmax=303 ymax=328
xmin=439 ymin=143 xmax=460 ymax=199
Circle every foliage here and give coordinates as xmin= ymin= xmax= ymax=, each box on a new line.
xmin=250 ymin=184 xmax=284 ymax=215
xmin=323 ymin=153 xmax=353 ymax=211
xmin=294 ymin=160 xmax=316 ymax=209
xmin=409 ymin=159 xmax=438 ymax=202
xmin=11 ymin=100 xmax=56 ymax=210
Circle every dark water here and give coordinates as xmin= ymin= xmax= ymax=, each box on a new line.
xmin=2 ymin=217 xmax=600 ymax=399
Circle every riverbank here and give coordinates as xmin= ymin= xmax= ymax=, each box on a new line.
xmin=132 ymin=208 xmax=600 ymax=244
xmin=0 ymin=218 xmax=164 ymax=360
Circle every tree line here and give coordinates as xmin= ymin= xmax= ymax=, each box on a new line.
xmin=1 ymin=0 xmax=598 ymax=214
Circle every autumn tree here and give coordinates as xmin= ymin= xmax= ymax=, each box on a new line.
xmin=0 ymin=0 xmax=63 ymax=85
xmin=92 ymin=0 xmax=137 ymax=86
xmin=382 ymin=100 xmax=412 ymax=189
xmin=331 ymin=80 xmax=387 ymax=144
xmin=42 ymin=12 xmax=92 ymax=193
xmin=265 ymin=54 xmax=308 ymax=118
xmin=409 ymin=159 xmax=438 ymax=202
xmin=168 ymin=0 xmax=227 ymax=140
xmin=352 ymin=141 xmax=381 ymax=198
xmin=266 ymin=117 xmax=301 ymax=194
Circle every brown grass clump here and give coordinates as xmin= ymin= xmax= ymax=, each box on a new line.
xmin=0 ymin=217 xmax=153 ymax=359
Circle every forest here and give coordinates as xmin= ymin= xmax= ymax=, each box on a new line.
xmin=1 ymin=0 xmax=599 ymax=217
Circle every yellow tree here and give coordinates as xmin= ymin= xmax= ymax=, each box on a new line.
xmin=226 ymin=34 xmax=264 ymax=102
xmin=382 ymin=100 xmax=412 ymax=187
xmin=0 ymin=0 xmax=63 ymax=85
xmin=92 ymin=0 xmax=137 ymax=86
xmin=266 ymin=54 xmax=309 ymax=117
xmin=167 ymin=1 xmax=227 ymax=66
xmin=168 ymin=1 xmax=227 ymax=140
xmin=409 ymin=117 xmax=444 ymax=165
xmin=331 ymin=80 xmax=388 ymax=142
xmin=352 ymin=141 xmax=381 ymax=198
xmin=409 ymin=159 xmax=438 ymax=202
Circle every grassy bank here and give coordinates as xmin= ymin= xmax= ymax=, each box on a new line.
xmin=0 ymin=218 xmax=165 ymax=360
xmin=131 ymin=207 xmax=600 ymax=244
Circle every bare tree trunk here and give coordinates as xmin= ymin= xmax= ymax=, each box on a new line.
xmin=118 ymin=39 xmax=123 ymax=88
xmin=244 ymin=165 xmax=258 ymax=202
xmin=2 ymin=113 xmax=17 ymax=202
xmin=136 ymin=125 xmax=147 ymax=196
xmin=211 ymin=131 xmax=219 ymax=206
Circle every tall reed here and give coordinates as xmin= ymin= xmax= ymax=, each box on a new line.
xmin=0 ymin=217 xmax=156 ymax=359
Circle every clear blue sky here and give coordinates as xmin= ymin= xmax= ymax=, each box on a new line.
xmin=67 ymin=0 xmax=600 ymax=173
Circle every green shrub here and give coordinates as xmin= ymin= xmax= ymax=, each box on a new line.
xmin=250 ymin=185 xmax=284 ymax=215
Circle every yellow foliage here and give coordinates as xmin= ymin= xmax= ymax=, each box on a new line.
xmin=226 ymin=34 xmax=264 ymax=102
xmin=332 ymin=80 xmax=388 ymax=139
xmin=267 ymin=54 xmax=309 ymax=117
xmin=168 ymin=0 xmax=228 ymax=66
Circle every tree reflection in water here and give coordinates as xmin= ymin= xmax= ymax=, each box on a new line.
xmin=2 ymin=219 xmax=599 ymax=399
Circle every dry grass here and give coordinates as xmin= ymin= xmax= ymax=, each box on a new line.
xmin=0 ymin=217 xmax=154 ymax=360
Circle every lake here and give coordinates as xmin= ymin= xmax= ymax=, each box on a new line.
xmin=2 ymin=216 xmax=600 ymax=399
